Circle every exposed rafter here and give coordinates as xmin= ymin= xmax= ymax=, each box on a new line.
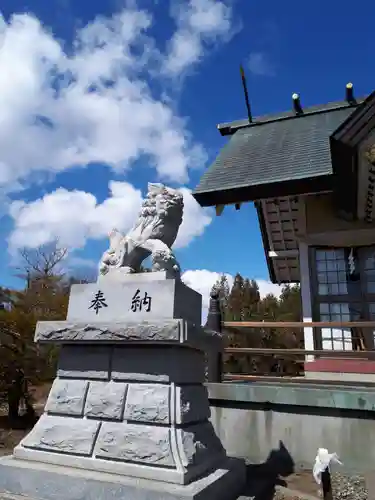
xmin=215 ymin=202 xmax=245 ymax=216
xmin=268 ymin=250 xmax=299 ymax=258
xmin=215 ymin=205 xmax=225 ymax=216
xmin=261 ymin=196 xmax=302 ymax=283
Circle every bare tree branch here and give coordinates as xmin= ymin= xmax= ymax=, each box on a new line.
xmin=15 ymin=240 xmax=68 ymax=284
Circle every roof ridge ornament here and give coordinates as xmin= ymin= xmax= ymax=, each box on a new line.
xmin=292 ymin=93 xmax=303 ymax=115
xmin=345 ymin=82 xmax=356 ymax=104
xmin=240 ymin=64 xmax=253 ymax=123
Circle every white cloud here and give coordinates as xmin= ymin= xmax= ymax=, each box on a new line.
xmin=0 ymin=1 xmax=236 ymax=192
xmin=247 ymin=51 xmax=275 ymax=77
xmin=256 ymin=280 xmax=283 ymax=299
xmin=182 ymin=269 xmax=233 ymax=323
xmin=9 ymin=182 xmax=143 ymax=250
xmin=174 ymin=187 xmax=212 ymax=248
xmin=8 ymin=183 xmax=212 ymax=252
xmin=163 ymin=0 xmax=235 ymax=77
xmin=182 ymin=269 xmax=283 ymax=324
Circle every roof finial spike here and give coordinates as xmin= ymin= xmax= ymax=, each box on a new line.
xmin=292 ymin=93 xmax=303 ymax=115
xmin=240 ymin=64 xmax=253 ymax=123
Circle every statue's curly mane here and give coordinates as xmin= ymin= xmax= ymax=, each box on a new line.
xmin=132 ymin=185 xmax=183 ymax=245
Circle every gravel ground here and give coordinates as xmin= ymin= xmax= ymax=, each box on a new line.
xmin=274 ymin=492 xmax=318 ymax=500
xmin=330 ymin=472 xmax=368 ymax=500
xmin=271 ymin=472 xmax=369 ymax=500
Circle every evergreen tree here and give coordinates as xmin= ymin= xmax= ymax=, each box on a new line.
xmin=212 ymin=274 xmax=230 ymax=318
xmin=242 ymin=279 xmax=260 ymax=320
xmin=218 ymin=275 xmax=303 ymax=377
xmin=227 ymin=273 xmax=245 ymax=321
xmin=278 ymin=284 xmax=302 ymax=321
xmin=278 ymin=284 xmax=303 ymax=349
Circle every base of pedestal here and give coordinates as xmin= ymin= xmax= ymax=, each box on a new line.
xmin=0 ymin=455 xmax=246 ymax=500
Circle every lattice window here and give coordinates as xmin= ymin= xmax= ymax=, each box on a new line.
xmin=362 ymin=249 xmax=375 ymax=293
xmin=315 ymin=249 xmax=348 ymax=296
xmin=311 ymin=246 xmax=375 ymax=351
xmin=319 ymin=302 xmax=359 ymax=351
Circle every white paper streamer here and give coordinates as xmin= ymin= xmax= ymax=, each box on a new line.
xmin=313 ymin=448 xmax=342 ymax=484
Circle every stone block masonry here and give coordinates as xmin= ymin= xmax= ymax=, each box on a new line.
xmin=15 ymin=318 xmax=227 ymax=486
xmin=3 ymin=277 xmax=245 ymax=499
xmin=40 ymin=378 xmax=210 ymax=425
xmin=35 ymin=318 xmax=222 ymax=352
xmin=57 ymin=344 xmax=207 ymax=384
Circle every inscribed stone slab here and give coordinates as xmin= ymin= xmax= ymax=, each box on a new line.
xmin=66 ymin=280 xmax=202 ymax=325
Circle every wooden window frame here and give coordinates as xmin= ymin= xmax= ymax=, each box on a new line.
xmin=309 ymin=245 xmax=375 ymax=354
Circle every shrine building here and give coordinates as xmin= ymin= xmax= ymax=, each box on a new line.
xmin=193 ymin=84 xmax=375 ymax=382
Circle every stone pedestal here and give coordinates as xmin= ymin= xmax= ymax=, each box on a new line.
xmin=0 ymin=278 xmax=245 ymax=499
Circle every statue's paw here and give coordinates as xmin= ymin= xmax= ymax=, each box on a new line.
xmin=99 ymin=265 xmax=109 ymax=276
xmin=122 ymin=266 xmax=136 ymax=274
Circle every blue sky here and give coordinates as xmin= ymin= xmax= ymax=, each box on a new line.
xmin=0 ymin=0 xmax=374 ymax=307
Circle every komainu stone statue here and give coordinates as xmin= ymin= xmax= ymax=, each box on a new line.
xmin=99 ymin=183 xmax=183 ymax=279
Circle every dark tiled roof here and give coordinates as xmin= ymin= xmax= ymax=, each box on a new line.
xmin=216 ymin=99 xmax=361 ymax=136
xmin=194 ymin=100 xmax=364 ymax=204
